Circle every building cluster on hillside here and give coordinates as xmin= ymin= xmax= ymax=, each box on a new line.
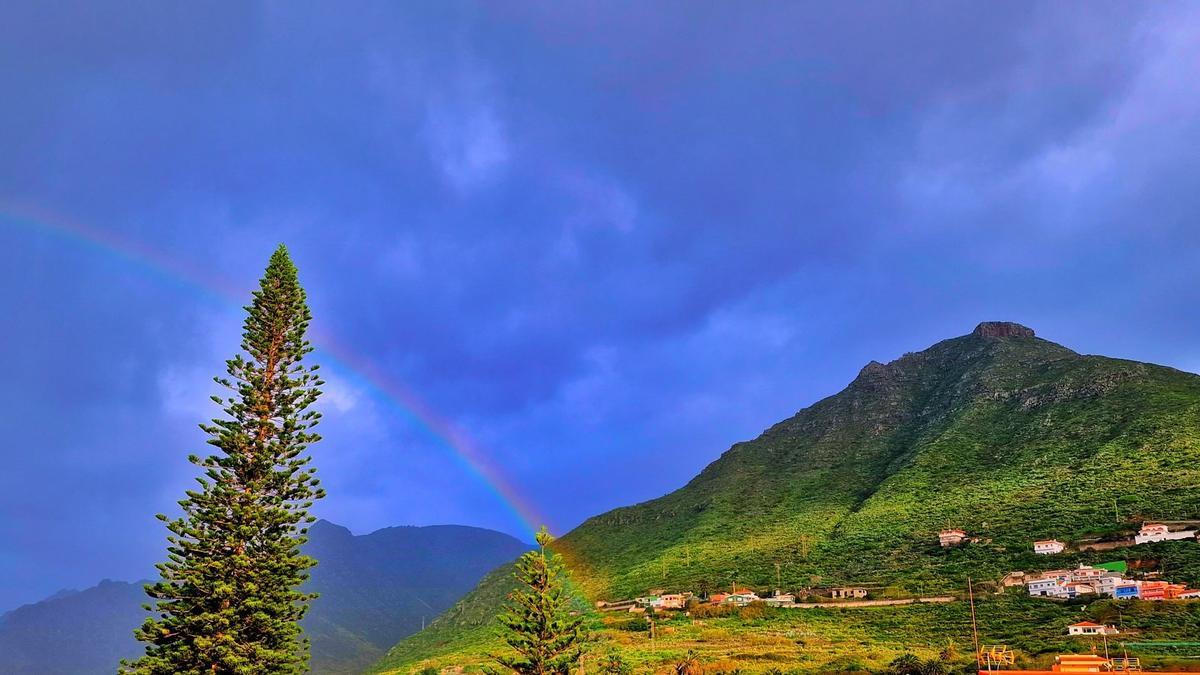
xmin=637 ymin=592 xmax=692 ymax=609
xmin=1033 ymin=523 xmax=1199 ymax=555
xmin=1009 ymin=562 xmax=1200 ymax=601
xmin=706 ymin=589 xmax=761 ymax=606
xmin=596 ymin=585 xmax=877 ymax=613
xmin=597 ymin=589 xmax=765 ymax=612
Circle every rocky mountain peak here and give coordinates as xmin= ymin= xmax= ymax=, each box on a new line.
xmin=973 ymin=321 xmax=1035 ymax=339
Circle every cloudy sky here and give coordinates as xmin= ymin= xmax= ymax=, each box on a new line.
xmin=2 ymin=1 xmax=1200 ymax=610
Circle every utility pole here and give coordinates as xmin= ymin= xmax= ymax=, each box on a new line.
xmin=968 ymin=577 xmax=981 ymax=668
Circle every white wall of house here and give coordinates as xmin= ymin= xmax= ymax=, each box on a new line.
xmin=1034 ymin=541 xmax=1065 ymax=554
xmin=1135 ymin=529 xmax=1197 ymax=545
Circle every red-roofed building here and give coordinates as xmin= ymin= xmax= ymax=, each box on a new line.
xmin=1067 ymin=621 xmax=1117 ymax=636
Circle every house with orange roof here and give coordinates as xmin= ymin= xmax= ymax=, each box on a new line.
xmin=1066 ymin=621 xmax=1117 ymax=636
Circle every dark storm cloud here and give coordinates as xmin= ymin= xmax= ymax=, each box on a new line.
xmin=2 ymin=1 xmax=1199 ymax=609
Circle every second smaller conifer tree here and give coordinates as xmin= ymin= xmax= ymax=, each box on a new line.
xmin=490 ymin=526 xmax=585 ymax=675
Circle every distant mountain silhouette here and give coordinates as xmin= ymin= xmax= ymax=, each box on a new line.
xmin=0 ymin=520 xmax=529 ymax=674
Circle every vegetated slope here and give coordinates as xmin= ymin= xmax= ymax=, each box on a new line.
xmin=377 ymin=322 xmax=1200 ymax=672
xmin=0 ymin=520 xmax=529 ymax=675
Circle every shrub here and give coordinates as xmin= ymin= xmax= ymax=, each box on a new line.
xmin=615 ymin=617 xmax=649 ymax=632
xmin=599 ymin=651 xmax=632 ymax=675
xmin=674 ymin=650 xmax=701 ymax=675
xmin=738 ymin=602 xmax=768 ymax=621
xmin=690 ymin=603 xmax=738 ymax=619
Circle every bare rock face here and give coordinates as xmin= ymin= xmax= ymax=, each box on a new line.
xmin=973 ymin=321 xmax=1035 ymax=339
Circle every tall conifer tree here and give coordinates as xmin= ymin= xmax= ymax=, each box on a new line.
xmin=124 ymin=245 xmax=325 ymax=674
xmin=490 ymin=527 xmax=586 ymax=675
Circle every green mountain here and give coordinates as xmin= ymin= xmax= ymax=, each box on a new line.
xmin=0 ymin=520 xmax=529 ymax=675
xmin=301 ymin=521 xmax=530 ymax=673
xmin=0 ymin=579 xmax=148 ymax=675
xmin=377 ymin=322 xmax=1200 ymax=673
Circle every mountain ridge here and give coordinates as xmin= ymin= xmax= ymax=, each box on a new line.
xmin=0 ymin=520 xmax=530 ymax=675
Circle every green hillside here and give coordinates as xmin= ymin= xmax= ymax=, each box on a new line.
xmin=375 ymin=322 xmax=1200 ymax=673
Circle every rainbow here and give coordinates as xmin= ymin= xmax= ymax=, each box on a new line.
xmin=2 ymin=202 xmax=542 ymax=538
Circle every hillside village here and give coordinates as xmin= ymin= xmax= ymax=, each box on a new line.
xmin=961 ymin=522 xmax=1200 ymax=601
xmin=595 ymin=522 xmax=1200 ymax=616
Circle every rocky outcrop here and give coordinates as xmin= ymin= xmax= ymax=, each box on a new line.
xmin=974 ymin=321 xmax=1035 ymax=338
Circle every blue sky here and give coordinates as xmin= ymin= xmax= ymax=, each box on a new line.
xmin=3 ymin=1 xmax=1200 ymax=610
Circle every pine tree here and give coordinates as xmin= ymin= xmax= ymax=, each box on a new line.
xmin=490 ymin=527 xmax=586 ymax=675
xmin=123 ymin=245 xmax=325 ymax=674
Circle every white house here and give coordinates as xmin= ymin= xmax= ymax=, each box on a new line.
xmin=1094 ymin=575 xmax=1128 ymax=597
xmin=1034 ymin=539 xmax=1066 ymax=555
xmin=634 ymin=595 xmax=662 ymax=608
xmin=1028 ymin=578 xmax=1064 ymax=597
xmin=1071 ymin=566 xmax=1106 ymax=582
xmin=1068 ymin=621 xmax=1117 ymax=636
xmin=1134 ymin=523 xmax=1198 ymax=545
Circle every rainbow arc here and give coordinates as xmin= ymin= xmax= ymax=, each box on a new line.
xmin=3 ymin=203 xmax=541 ymax=538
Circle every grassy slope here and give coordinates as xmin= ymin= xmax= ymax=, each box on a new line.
xmin=374 ymin=328 xmax=1200 ymax=673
